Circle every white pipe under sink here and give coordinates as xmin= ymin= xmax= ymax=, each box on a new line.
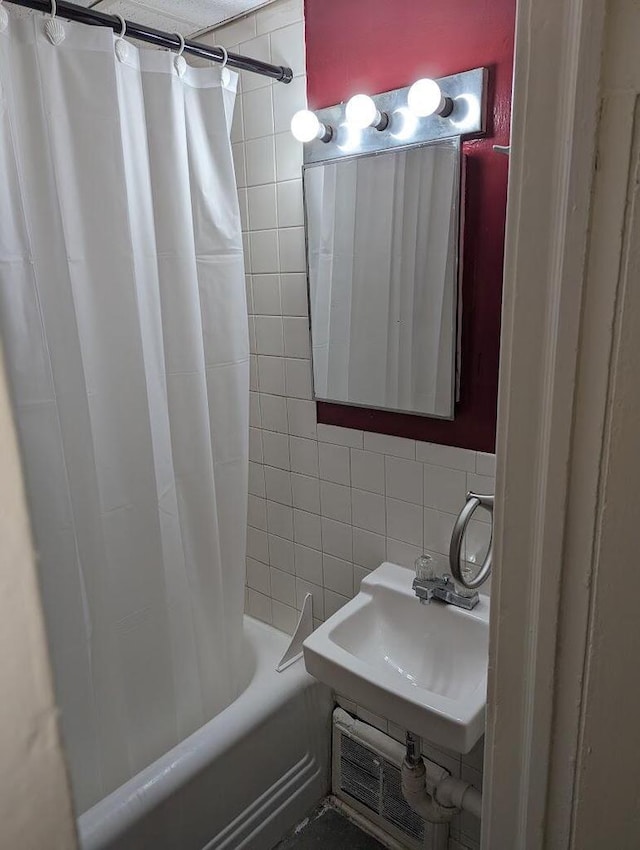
xmin=333 ymin=708 xmax=482 ymax=849
xmin=400 ymin=732 xmax=483 ymax=838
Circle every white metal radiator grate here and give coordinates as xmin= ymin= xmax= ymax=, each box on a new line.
xmin=332 ymin=711 xmax=425 ymax=849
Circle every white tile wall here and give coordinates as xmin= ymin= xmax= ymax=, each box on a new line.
xmin=206 ymin=9 xmax=493 ymax=846
xmin=207 ymin=0 xmax=495 ymax=637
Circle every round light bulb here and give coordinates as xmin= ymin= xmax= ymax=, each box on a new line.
xmin=408 ymin=78 xmax=447 ymax=117
xmin=345 ymin=94 xmax=379 ymax=129
xmin=290 ymin=109 xmax=322 ymax=142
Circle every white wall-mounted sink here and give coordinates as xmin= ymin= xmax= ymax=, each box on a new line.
xmin=303 ymin=561 xmax=489 ymax=753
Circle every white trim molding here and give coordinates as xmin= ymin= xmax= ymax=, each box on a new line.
xmin=559 ymin=1 xmax=640 ymax=843
xmin=483 ymin=0 xmax=606 ymax=846
xmin=487 ymin=0 xmax=640 ymax=845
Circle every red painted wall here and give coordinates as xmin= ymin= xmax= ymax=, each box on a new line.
xmin=304 ymin=0 xmax=515 ymax=453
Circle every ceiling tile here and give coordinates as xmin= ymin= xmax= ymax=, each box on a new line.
xmin=93 ymin=0 xmax=276 ymax=35
xmin=92 ymin=1 xmax=198 ymax=35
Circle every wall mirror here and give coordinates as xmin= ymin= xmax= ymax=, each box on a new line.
xmin=304 ymin=137 xmax=461 ymax=419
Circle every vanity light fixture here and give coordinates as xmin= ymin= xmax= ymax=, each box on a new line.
xmin=290 ymin=109 xmax=333 ymax=143
xmin=345 ymin=94 xmax=389 ymax=131
xmin=297 ymin=68 xmax=486 ymax=162
xmin=407 ymin=78 xmax=453 ymax=118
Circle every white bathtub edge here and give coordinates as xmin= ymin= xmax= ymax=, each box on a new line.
xmin=78 ymin=616 xmax=329 ymax=850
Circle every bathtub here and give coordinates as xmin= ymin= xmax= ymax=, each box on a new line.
xmin=78 ymin=616 xmax=332 ymax=850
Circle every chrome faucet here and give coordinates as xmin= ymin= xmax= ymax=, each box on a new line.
xmin=412 ymin=572 xmax=479 ymax=610
xmin=411 ymin=490 xmax=494 ymax=610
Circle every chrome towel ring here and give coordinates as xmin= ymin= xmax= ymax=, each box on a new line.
xmin=449 ymin=492 xmax=494 ymax=589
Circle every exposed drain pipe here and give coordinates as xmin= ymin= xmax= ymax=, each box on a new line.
xmin=333 ymin=710 xmax=481 ymax=850
xmin=334 ymin=711 xmax=448 ymax=849
xmin=402 ymin=733 xmax=454 ymax=824
xmin=401 ymin=731 xmax=483 ymax=831
xmin=435 ymin=772 xmax=482 ymax=819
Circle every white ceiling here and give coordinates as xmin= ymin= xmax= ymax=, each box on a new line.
xmin=73 ymin=0 xmax=276 ymax=36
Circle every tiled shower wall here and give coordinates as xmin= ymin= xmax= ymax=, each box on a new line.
xmin=202 ymin=0 xmax=495 ymax=638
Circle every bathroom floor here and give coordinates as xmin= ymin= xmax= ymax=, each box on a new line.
xmin=275 ymin=800 xmax=386 ymax=849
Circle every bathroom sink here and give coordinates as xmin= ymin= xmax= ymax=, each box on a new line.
xmin=303 ymin=561 xmax=489 ymax=753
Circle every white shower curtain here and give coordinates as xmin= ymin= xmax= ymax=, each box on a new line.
xmin=0 ymin=14 xmax=248 ymax=813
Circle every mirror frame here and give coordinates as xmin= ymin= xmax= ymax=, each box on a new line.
xmin=302 ymin=137 xmax=463 ymax=419
xmin=300 ymin=68 xmax=486 ymax=422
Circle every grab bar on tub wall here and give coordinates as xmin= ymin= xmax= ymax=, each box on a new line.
xmin=449 ymin=492 xmax=494 ymax=589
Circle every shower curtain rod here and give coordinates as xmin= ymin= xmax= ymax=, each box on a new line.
xmin=4 ymin=0 xmax=294 ymax=83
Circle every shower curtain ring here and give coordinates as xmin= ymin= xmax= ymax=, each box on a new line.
xmin=214 ymin=45 xmax=231 ymax=86
xmin=114 ymin=14 xmax=130 ymax=62
xmin=174 ymin=32 xmax=187 ymax=77
xmin=214 ymin=45 xmax=228 ymax=67
xmin=45 ymin=0 xmax=65 ymax=44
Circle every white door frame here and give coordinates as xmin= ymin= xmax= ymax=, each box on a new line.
xmin=482 ymin=0 xmax=611 ymax=845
